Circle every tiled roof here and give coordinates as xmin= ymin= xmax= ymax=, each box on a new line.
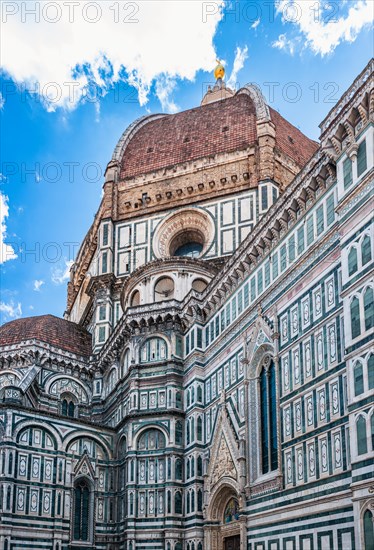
xmin=0 ymin=315 xmax=92 ymax=357
xmin=120 ymin=93 xmax=318 ymax=179
xmin=120 ymin=94 xmax=257 ymax=179
xmin=269 ymin=107 xmax=319 ymax=167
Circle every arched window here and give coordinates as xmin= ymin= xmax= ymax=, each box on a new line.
xmin=362 ymin=235 xmax=372 ymax=266
xmin=191 ymin=490 xmax=195 ymax=511
xmin=137 ymin=429 xmax=166 ymax=451
xmin=186 ymin=459 xmax=190 ymax=479
xmin=175 ymin=491 xmax=182 ymax=514
xmin=197 ymin=455 xmax=203 ymax=476
xmin=364 ymin=288 xmax=374 ymax=331
xmin=197 ymin=489 xmax=203 ymax=512
xmin=6 ymin=486 xmax=11 ymax=510
xmin=354 ymin=362 xmax=364 ymax=396
xmin=154 ymin=277 xmax=175 ymax=302
xmin=122 ymin=349 xmax=131 ymax=377
xmin=260 ymin=360 xmax=278 ymax=474
xmin=73 ymin=478 xmax=91 ymax=541
xmin=191 ymin=457 xmax=195 ymax=477
xmin=8 ymin=452 xmax=13 ymax=475
xmin=269 ymin=363 xmax=277 ymax=470
xmin=175 ymin=421 xmax=183 ymax=445
xmin=371 ymin=414 xmax=374 ymax=451
xmin=348 ymin=247 xmax=358 ymax=276
xmin=186 ymin=422 xmax=190 ymax=446
xmin=186 ymin=491 xmax=190 ymax=514
xmin=192 ymin=278 xmax=208 ymax=292
xmin=4 ymin=540 xmax=8 ymax=550
xmin=176 ymin=391 xmax=182 ymax=409
xmin=224 ymin=498 xmax=239 ymax=523
xmin=62 ymin=395 xmax=76 ymax=418
xmin=68 ymin=401 xmax=75 ymax=417
xmin=129 ymin=493 xmax=134 ymax=515
xmin=62 ymin=399 xmax=68 ymax=416
xmin=260 ymin=368 xmax=269 ymax=473
xmin=175 ymin=459 xmax=183 ymax=480
xmin=368 ymin=355 xmax=374 ymax=391
xmin=197 ymin=417 xmax=203 ymax=441
xmin=364 ymin=509 xmax=374 ymax=550
xmin=167 ymin=490 xmax=171 ymax=513
xmin=140 ymin=338 xmax=167 ymax=363
xmin=357 ymin=416 xmax=368 ymax=455
xmin=198 ymin=543 xmax=203 ymax=550
xmin=130 ymin=290 xmax=140 ymax=307
xmin=351 ymin=296 xmax=361 ymax=339
xmin=197 ymin=385 xmax=203 ymax=402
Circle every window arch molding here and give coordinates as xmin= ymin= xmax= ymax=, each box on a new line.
xmin=348 ymin=283 xmax=374 ymax=342
xmin=350 ymin=352 xmax=374 ymax=400
xmin=354 ymin=408 xmax=374 ymax=458
xmin=137 ymin=334 xmax=169 ymax=363
xmin=345 ymin=230 xmax=373 ymax=277
xmin=15 ymin=423 xmax=60 ymax=450
xmin=133 ymin=425 xmax=169 ymax=451
xmin=45 ymin=374 xmax=91 ymax=405
xmin=63 ymin=434 xmax=111 ymax=460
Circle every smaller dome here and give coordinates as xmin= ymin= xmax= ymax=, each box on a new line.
xmin=0 ymin=314 xmax=92 ymax=357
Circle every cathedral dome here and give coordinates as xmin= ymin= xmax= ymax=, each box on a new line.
xmin=0 ymin=314 xmax=92 ymax=357
xmin=112 ymin=87 xmax=318 ymax=181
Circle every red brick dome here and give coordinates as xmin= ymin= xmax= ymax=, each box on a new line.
xmin=0 ymin=314 xmax=92 ymax=357
xmin=115 ymin=89 xmax=318 ymax=180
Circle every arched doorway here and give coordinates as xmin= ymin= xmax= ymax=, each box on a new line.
xmin=204 ymin=484 xmax=245 ymax=550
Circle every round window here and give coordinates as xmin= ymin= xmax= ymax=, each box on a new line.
xmin=152 ymin=208 xmax=215 ymax=259
xmin=174 ymin=242 xmax=203 ymax=258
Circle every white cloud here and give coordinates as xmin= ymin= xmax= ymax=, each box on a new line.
xmin=155 ymin=75 xmax=179 ymax=114
xmin=0 ymin=191 xmax=17 ymax=264
xmin=51 ymin=259 xmax=74 ymax=285
xmin=33 ymin=279 xmax=45 ymax=292
xmin=1 ymin=1 xmax=225 ymax=111
xmin=272 ymin=33 xmax=297 ymax=55
xmin=251 ymin=18 xmax=260 ymax=30
xmin=0 ymin=300 xmax=22 ymax=323
xmin=226 ymin=46 xmax=249 ymax=90
xmin=0 ymin=92 xmax=4 ymax=110
xmin=274 ymin=0 xmax=373 ymax=56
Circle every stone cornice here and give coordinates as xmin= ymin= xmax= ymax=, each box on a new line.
xmin=319 ymin=58 xmax=373 ymax=137
xmin=0 ymin=341 xmax=91 ymax=372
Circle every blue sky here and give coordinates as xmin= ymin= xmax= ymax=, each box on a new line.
xmin=0 ymin=0 xmax=373 ymax=325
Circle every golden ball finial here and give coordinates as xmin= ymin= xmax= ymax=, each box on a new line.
xmin=214 ymin=59 xmax=225 ymax=81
